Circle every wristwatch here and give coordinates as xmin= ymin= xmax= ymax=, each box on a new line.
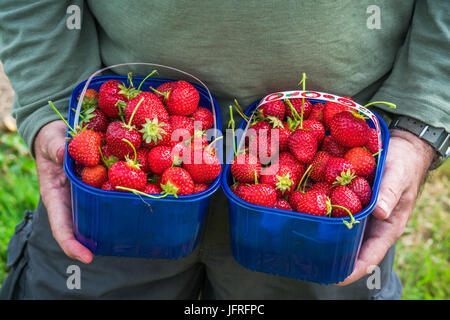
xmin=389 ymin=115 xmax=450 ymax=170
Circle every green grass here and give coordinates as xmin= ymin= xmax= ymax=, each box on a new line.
xmin=0 ymin=132 xmax=39 ymax=286
xmin=393 ymin=160 xmax=450 ymax=299
xmin=0 ymin=131 xmax=448 ymax=299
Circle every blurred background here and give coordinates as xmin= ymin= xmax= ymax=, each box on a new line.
xmin=0 ymin=61 xmax=448 ymax=299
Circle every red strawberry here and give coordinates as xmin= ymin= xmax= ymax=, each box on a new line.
xmin=347 ymin=177 xmax=372 ymax=206
xmin=277 ymin=151 xmax=306 ymax=178
xmin=258 ymin=100 xmax=286 ymax=120
xmin=308 ymin=103 xmax=325 ymax=123
xmin=108 ymin=160 xmax=147 ymax=191
xmin=365 ymin=128 xmax=381 ymax=154
xmin=193 ymin=183 xmax=210 ymax=194
xmin=287 ymin=191 xmax=304 ymax=212
xmin=248 ymin=133 xmax=278 ymax=163
xmin=153 ymin=82 xmax=174 ymax=104
xmin=140 ymin=119 xmax=172 ymax=148
xmin=323 ymin=101 xmax=350 ymax=128
xmin=320 ymin=135 xmax=349 ymax=158
xmin=230 ymin=153 xmax=262 ymax=183
xmin=169 ymin=140 xmax=188 ymax=166
xmin=144 ymin=183 xmax=163 ymax=194
xmin=187 ymin=130 xmax=210 ymax=151
xmin=309 ymin=151 xmax=331 ymax=182
xmin=192 ymin=107 xmax=214 ymax=131
xmin=105 ymin=121 xmax=142 ymax=159
xmin=100 ymin=144 xmax=119 ymax=168
xmin=68 ymin=129 xmax=102 ymax=167
xmin=231 ymin=183 xmax=249 ymax=198
xmin=330 ymin=185 xmax=362 ymax=218
xmin=292 ymin=190 xmax=330 ymax=216
xmin=260 ymin=164 xmax=299 ymax=197
xmin=98 ymin=80 xmax=129 ymax=118
xmin=135 ymin=148 xmax=150 ymax=173
xmin=101 ymin=180 xmax=115 ymax=191
xmin=309 ymin=182 xmax=333 ymax=197
xmin=324 ymin=157 xmax=356 ymax=185
xmin=271 ymin=122 xmax=291 ymax=152
xmin=248 ymin=120 xmax=271 ymax=137
xmin=344 ymin=147 xmax=376 ymax=177
xmin=81 ymin=164 xmax=108 ymax=189
xmin=274 ymin=198 xmax=293 ymax=211
xmin=155 ymin=80 xmax=199 ymax=116
xmin=147 ymin=145 xmax=174 ymax=175
xmin=183 ymin=146 xmax=221 ymax=183
xmin=302 ymin=119 xmax=325 ymax=143
xmin=170 ymin=115 xmax=195 ymax=142
xmin=287 ymin=129 xmax=318 ymax=164
xmin=125 ymin=92 xmax=169 ymax=128
xmin=80 ymin=108 xmax=109 ymax=133
xmin=161 ymin=167 xmax=195 ymax=196
xmin=329 ymin=111 xmax=370 ymax=147
xmin=78 ymin=88 xmax=99 ymax=109
xmin=284 ymin=98 xmax=313 ymax=120
xmin=236 ymin=183 xmax=277 ymax=208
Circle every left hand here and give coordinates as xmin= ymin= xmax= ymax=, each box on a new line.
xmin=336 ymin=129 xmax=435 ymax=286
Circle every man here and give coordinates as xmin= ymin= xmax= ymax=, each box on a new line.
xmin=0 ymin=0 xmax=448 ymax=299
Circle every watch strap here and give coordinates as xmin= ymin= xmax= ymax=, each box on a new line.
xmin=389 ymin=115 xmax=450 ymax=169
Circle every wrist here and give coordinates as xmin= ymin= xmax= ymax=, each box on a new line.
xmin=389 ymin=129 xmax=435 ymax=171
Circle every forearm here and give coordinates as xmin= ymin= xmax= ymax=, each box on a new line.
xmin=0 ymin=0 xmax=102 ymax=154
xmin=369 ymin=0 xmax=450 ymax=133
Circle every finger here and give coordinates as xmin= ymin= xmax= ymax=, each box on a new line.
xmin=335 ymin=217 xmax=393 ymax=286
xmin=372 ymin=159 xmax=406 ymax=220
xmin=45 ymin=122 xmax=67 ymax=164
xmin=44 ymin=180 xmax=94 ymax=264
xmin=38 ymin=156 xmax=93 ymax=264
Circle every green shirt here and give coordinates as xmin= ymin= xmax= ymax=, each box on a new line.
xmin=0 ymin=0 xmax=449 ymax=152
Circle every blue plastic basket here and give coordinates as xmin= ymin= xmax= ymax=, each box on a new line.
xmin=64 ymin=75 xmax=222 ymax=259
xmin=222 ymin=98 xmax=390 ymax=284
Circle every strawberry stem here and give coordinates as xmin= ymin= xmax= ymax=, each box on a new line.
xmin=149 ymin=86 xmax=168 ymax=100
xmin=127 ymin=97 xmax=145 ymax=128
xmin=137 ymin=70 xmax=158 ymax=92
xmin=364 ymin=101 xmax=397 ymax=109
xmin=115 ymin=186 xmax=168 ymax=199
xmin=206 ymin=135 xmax=223 ymax=152
xmin=48 ymin=101 xmax=77 ymax=136
xmin=233 ymin=99 xmax=249 ymax=123
xmin=284 ymin=99 xmax=302 ymax=128
xmin=372 ymin=148 xmax=382 ymax=157
xmin=228 ymin=105 xmax=238 ymax=158
xmin=122 ymin=138 xmax=137 ymax=163
xmin=299 ymin=72 xmax=307 ymax=126
xmin=330 ymin=204 xmax=360 ymax=229
xmin=295 ymin=163 xmax=314 ymax=192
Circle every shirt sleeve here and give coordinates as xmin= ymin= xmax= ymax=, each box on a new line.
xmin=0 ymin=0 xmax=102 ymax=154
xmin=369 ymin=0 xmax=450 ymax=133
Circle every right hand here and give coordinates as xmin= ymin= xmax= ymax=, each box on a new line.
xmin=34 ymin=120 xmax=93 ymax=264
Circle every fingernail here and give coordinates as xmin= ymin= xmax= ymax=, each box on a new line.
xmin=376 ymin=200 xmax=389 ymax=219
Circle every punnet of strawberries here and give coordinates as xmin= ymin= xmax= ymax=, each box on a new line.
xmin=50 ymin=71 xmax=221 ymax=199
xmin=229 ymin=76 xmax=384 ymax=229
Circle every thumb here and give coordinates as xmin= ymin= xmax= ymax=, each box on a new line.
xmin=372 ymin=165 xmax=405 ymax=220
xmin=45 ymin=121 xmax=68 ymax=164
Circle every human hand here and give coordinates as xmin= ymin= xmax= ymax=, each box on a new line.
xmin=336 ymin=129 xmax=435 ymax=286
xmin=34 ymin=120 xmax=93 ymax=264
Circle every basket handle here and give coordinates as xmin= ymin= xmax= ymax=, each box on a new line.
xmin=74 ymin=62 xmax=218 ymax=133
xmin=242 ymin=90 xmax=383 ymax=164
